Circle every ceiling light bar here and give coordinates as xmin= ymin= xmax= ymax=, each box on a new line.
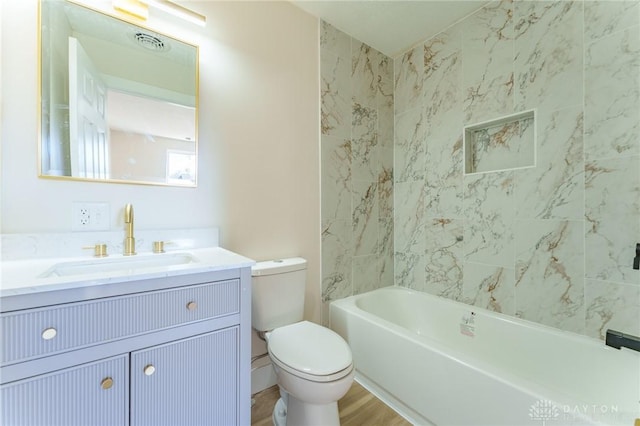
xmin=141 ymin=0 xmax=206 ymax=27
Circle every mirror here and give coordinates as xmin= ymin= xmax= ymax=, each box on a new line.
xmin=39 ymin=0 xmax=198 ymax=186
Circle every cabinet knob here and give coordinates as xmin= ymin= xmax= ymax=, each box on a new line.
xmin=186 ymin=301 xmax=197 ymax=311
xmin=101 ymin=377 xmax=113 ymax=390
xmin=41 ymin=327 xmax=57 ymax=340
xmin=143 ymin=364 xmax=156 ymax=376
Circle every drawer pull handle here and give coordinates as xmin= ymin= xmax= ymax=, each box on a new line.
xmin=186 ymin=301 xmax=197 ymax=311
xmin=41 ymin=328 xmax=57 ymax=340
xmin=144 ymin=364 xmax=156 ymax=376
xmin=101 ymin=377 xmax=113 ymax=390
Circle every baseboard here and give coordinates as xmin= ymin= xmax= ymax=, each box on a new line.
xmin=251 ymin=362 xmax=277 ymax=395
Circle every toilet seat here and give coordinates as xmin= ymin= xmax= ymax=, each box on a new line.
xmin=268 ymin=321 xmax=353 ymax=382
xmin=270 ymin=352 xmax=354 ymax=382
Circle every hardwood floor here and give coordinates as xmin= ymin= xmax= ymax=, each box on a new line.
xmin=251 ymin=385 xmax=280 ymax=426
xmin=251 ymin=381 xmax=411 ymax=426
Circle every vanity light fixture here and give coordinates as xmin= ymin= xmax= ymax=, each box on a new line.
xmin=112 ymin=0 xmax=206 ymax=27
xmin=113 ymin=0 xmax=149 ymax=20
xmin=141 ymin=0 xmax=207 ymax=27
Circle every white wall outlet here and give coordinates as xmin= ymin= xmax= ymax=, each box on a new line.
xmin=72 ymin=202 xmax=110 ymax=231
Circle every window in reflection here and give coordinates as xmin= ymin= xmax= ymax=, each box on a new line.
xmin=166 ymin=150 xmax=196 ymax=186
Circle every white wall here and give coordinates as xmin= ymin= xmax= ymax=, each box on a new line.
xmin=0 ymin=0 xmax=321 ymax=321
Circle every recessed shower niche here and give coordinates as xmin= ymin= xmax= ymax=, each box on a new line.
xmin=463 ymin=110 xmax=536 ymax=174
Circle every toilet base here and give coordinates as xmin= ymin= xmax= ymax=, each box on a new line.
xmin=272 ymin=394 xmax=340 ymax=426
xmin=272 ymin=398 xmax=287 ymax=426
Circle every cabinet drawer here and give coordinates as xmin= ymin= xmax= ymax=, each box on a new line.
xmin=1 ymin=279 xmax=239 ymax=365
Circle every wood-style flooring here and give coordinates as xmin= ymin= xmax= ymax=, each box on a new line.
xmin=251 ymin=381 xmax=411 ymax=426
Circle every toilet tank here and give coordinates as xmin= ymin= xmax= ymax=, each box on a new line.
xmin=251 ymin=257 xmax=307 ymax=332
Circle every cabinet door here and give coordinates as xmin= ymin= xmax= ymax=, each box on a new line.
xmin=130 ymin=327 xmax=238 ymax=426
xmin=1 ymin=355 xmax=128 ymax=426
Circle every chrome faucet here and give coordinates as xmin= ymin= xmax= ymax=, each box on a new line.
xmin=123 ymin=203 xmax=136 ymax=256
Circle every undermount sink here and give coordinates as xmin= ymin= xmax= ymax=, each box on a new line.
xmin=39 ymin=252 xmax=198 ymax=278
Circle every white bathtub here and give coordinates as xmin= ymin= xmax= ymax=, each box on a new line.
xmin=330 ymin=287 xmax=640 ymax=426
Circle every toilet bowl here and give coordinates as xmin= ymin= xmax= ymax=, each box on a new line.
xmin=251 ymin=258 xmax=354 ymax=426
xmin=268 ymin=321 xmax=354 ymax=425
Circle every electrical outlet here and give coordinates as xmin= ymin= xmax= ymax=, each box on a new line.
xmin=72 ymin=202 xmax=110 ymax=231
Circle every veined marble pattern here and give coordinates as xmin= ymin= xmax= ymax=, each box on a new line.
xmin=585 ymin=156 xmax=640 ymax=285
xmin=469 ymin=116 xmax=534 ymax=173
xmin=352 ymin=41 xmax=378 ymax=108
xmin=378 ymin=217 xmax=394 ymax=287
xmin=463 ymin=262 xmax=515 ymax=315
xmin=424 ymin=27 xmax=462 ymax=118
xmin=395 ymin=251 xmax=425 ymax=291
xmin=585 ymin=279 xmax=640 ymax=340
xmin=515 ymin=107 xmax=584 ymax=220
xmin=353 ymin=255 xmax=380 ymax=295
xmin=394 ymin=180 xmax=426 ymax=255
xmin=321 ymin=135 xmax=351 ymax=221
xmin=423 ymin=27 xmax=464 ymax=218
xmin=320 ymin=20 xmax=350 ymax=58
xmin=321 ymin=50 xmax=351 ymax=137
xmin=377 ymin=51 xmax=393 ymax=82
xmin=463 ymin=171 xmax=514 ymax=267
xmin=388 ymin=0 xmax=639 ymax=340
xmin=584 ymin=0 xmax=640 ymax=43
xmin=352 ymin=104 xmax=378 ymax=182
xmin=394 ymin=45 xmax=423 ymax=114
xmin=424 ymin=218 xmax=463 ymax=301
xmin=514 ymin=1 xmax=583 ymax=112
xmin=320 ymin=22 xmax=394 ymax=324
xmin=378 ymin=155 xmax=394 ymax=219
xmin=394 ymin=107 xmax=426 ymax=183
xmin=515 ymin=220 xmax=585 ymax=333
xmin=584 ymin=26 xmax=640 ymax=161
xmin=463 ymin=0 xmax=515 ymax=124
xmin=377 ymin=76 xmax=394 ymax=149
xmin=352 ymin=180 xmax=379 ymax=256
xmin=322 ymin=219 xmax=353 ymax=302
xmin=425 ymin=130 xmax=463 ymax=218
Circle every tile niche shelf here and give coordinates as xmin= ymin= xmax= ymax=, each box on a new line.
xmin=463 ymin=110 xmax=536 ymax=175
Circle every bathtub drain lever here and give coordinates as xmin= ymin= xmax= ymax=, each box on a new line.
xmin=605 ymin=329 xmax=640 ymax=353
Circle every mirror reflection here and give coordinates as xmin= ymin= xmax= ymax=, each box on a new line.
xmin=40 ymin=0 xmax=198 ymax=186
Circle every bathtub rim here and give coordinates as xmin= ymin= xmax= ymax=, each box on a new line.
xmin=333 ymin=285 xmax=614 ymax=350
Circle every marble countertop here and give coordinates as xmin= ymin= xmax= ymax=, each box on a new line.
xmin=1 ymin=247 xmax=255 ymax=299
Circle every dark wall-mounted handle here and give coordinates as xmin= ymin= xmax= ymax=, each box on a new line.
xmin=606 ymin=329 xmax=640 ymax=353
xmin=634 ymin=243 xmax=640 ymax=270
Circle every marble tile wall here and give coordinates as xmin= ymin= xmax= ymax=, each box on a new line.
xmin=394 ymin=0 xmax=640 ymax=340
xmin=320 ymin=22 xmax=394 ymax=324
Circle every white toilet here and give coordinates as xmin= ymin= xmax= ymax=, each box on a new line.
xmin=251 ymin=257 xmax=354 ymax=426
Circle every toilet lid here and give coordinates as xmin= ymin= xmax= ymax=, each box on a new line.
xmin=268 ymin=321 xmax=352 ymax=377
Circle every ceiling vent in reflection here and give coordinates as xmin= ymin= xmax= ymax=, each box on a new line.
xmin=131 ymin=32 xmax=170 ymax=52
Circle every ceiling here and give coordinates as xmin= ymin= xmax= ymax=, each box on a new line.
xmin=108 ymin=91 xmax=196 ymax=142
xmin=292 ymin=0 xmax=489 ymax=57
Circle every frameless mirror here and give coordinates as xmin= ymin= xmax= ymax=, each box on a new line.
xmin=39 ymin=0 xmax=198 ymax=186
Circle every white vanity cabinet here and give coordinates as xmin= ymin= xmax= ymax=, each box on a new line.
xmin=0 ymin=267 xmax=252 ymax=426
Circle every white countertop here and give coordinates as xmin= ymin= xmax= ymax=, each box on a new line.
xmin=1 ymin=247 xmax=255 ymax=298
